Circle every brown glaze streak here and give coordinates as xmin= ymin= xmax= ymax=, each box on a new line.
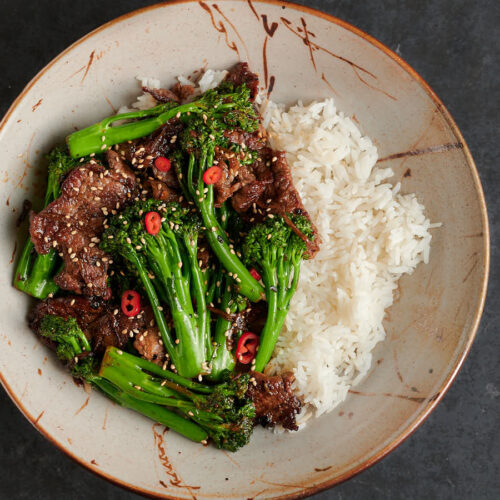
xmin=91 ymin=459 xmax=99 ymax=466
xmin=462 ymin=252 xmax=479 ymax=284
xmin=6 ymin=132 xmax=36 ymax=207
xmin=349 ymin=389 xmax=439 ymax=404
xmin=34 ymin=410 xmax=44 ymax=424
xmin=104 ymin=96 xmax=117 ymax=113
xmin=31 ymin=99 xmax=43 ymax=112
xmin=74 ymin=396 xmax=90 ymax=416
xmin=351 ymin=65 xmax=397 ymax=101
xmin=280 ymin=16 xmax=398 ymax=100
xmin=262 ymin=36 xmax=270 ymax=88
xmin=102 ymin=406 xmax=108 ymax=430
xmin=314 ymin=466 xmax=332 ymax=472
xmin=268 ymin=75 xmax=275 ymax=95
xmin=392 ymin=348 xmax=420 ymax=393
xmin=262 ymin=14 xmax=278 ymax=36
xmin=81 ymin=50 xmax=95 ymax=83
xmin=212 ymin=4 xmax=249 ymax=60
xmin=246 ymin=0 xmax=259 ymax=20
xmin=321 ymin=73 xmax=339 ymax=95
xmin=199 ymin=2 xmax=239 ymax=57
xmin=152 ymin=424 xmax=200 ymax=498
xmin=281 ymin=17 xmax=374 ymax=77
xmin=377 ymin=142 xmax=464 ymax=162
xmin=9 ymin=241 xmax=17 ymax=265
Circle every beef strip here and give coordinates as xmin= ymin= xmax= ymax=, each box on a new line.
xmin=115 ymin=120 xmax=183 ymax=174
xmin=246 ymin=371 xmax=302 ymax=431
xmin=170 ymin=82 xmax=195 ymax=101
xmin=143 ymin=86 xmax=180 ymax=104
xmin=131 ymin=306 xmax=166 ymax=365
xmin=29 ymin=296 xmax=166 ymax=365
xmin=29 ymin=150 xmax=137 ymax=297
xmin=143 ymin=82 xmax=195 ymax=104
xmin=29 ymin=296 xmax=128 ymax=354
xmin=144 ymin=178 xmax=180 ymax=203
xmin=225 ymin=62 xmax=259 ymax=101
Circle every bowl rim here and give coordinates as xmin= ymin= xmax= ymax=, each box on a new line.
xmin=0 ymin=1 xmax=490 ymax=498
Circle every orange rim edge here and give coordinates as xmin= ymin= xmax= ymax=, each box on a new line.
xmin=0 ymin=1 xmax=490 ymax=498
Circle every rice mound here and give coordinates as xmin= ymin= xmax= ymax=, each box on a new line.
xmin=124 ymin=72 xmax=436 ymax=421
xmin=262 ymin=99 xmax=437 ymax=419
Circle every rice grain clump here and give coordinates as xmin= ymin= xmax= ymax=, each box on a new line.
xmin=262 ymin=99 xmax=437 ymax=419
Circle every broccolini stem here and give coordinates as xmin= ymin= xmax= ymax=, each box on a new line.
xmin=192 ymin=151 xmax=265 ymax=303
xmin=182 ymin=232 xmax=212 ymax=361
xmin=129 ymin=252 xmax=178 ymax=364
xmin=253 ymin=266 xmax=285 ymax=372
xmin=92 ymin=378 xmax=208 ymax=443
xmin=104 ymin=347 xmax=212 ymax=393
xmin=68 ymin=102 xmax=194 ymax=158
xmin=13 ymin=240 xmax=59 ymax=299
xmin=208 ymin=277 xmax=237 ymax=381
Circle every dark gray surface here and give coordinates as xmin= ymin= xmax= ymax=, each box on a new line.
xmin=0 ymin=0 xmax=498 ymax=498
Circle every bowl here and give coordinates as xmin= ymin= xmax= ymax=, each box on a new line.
xmin=0 ymin=1 xmax=489 ymax=497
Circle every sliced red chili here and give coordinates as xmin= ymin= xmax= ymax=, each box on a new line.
xmin=154 ymin=156 xmax=171 ymax=172
xmin=121 ymin=290 xmax=140 ymax=317
xmin=249 ymin=267 xmax=261 ymax=281
xmin=202 ymin=166 xmax=222 ymax=185
xmin=145 ymin=211 xmax=162 ymax=235
xmin=236 ymin=332 xmax=259 ymax=365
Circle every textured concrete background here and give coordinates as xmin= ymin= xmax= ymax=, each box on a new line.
xmin=0 ymin=0 xmax=498 ymax=498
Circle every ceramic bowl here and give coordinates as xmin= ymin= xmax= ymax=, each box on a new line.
xmin=0 ymin=1 xmax=489 ymax=498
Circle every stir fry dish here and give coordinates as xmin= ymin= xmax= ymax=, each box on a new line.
xmin=15 ymin=63 xmax=319 ymax=451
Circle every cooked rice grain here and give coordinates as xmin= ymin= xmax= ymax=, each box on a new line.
xmin=262 ymin=98 xmax=436 ymax=419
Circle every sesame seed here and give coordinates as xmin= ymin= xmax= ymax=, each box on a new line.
xmin=175 ymin=339 xmax=180 ymax=345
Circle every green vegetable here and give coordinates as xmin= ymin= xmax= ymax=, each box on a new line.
xmin=172 ymin=83 xmax=265 ymax=302
xmin=39 ymin=314 xmax=254 ymax=450
xmin=100 ymin=199 xmax=213 ymax=378
xmin=243 ymin=214 xmax=314 ymax=371
xmin=39 ymin=314 xmax=209 ymax=443
xmin=101 ymin=347 xmax=255 ymax=452
xmin=13 ymin=148 xmax=79 ymax=298
xmin=208 ymin=274 xmax=246 ymax=381
xmin=66 ymin=82 xmax=257 ymax=158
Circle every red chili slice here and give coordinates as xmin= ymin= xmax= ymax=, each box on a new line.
xmin=249 ymin=268 xmax=261 ymax=281
xmin=236 ymin=332 xmax=260 ymax=365
xmin=202 ymin=166 xmax=222 ymax=185
xmin=121 ymin=290 xmax=140 ymax=317
xmin=145 ymin=211 xmax=162 ymax=235
xmin=154 ymin=156 xmax=171 ymax=172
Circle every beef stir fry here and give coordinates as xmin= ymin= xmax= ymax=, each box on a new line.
xmin=14 ymin=63 xmax=317 ymax=451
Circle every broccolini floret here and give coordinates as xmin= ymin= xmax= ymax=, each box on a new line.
xmin=243 ymin=214 xmax=314 ymax=371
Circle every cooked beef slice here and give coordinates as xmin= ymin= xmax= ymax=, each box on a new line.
xmin=225 ymin=62 xmax=259 ymax=101
xmin=246 ymin=371 xmax=302 ymax=431
xmin=29 ymin=151 xmax=137 ymax=297
xmin=30 ymin=296 xmax=166 ymax=365
xmin=29 ymin=296 xmax=127 ymax=354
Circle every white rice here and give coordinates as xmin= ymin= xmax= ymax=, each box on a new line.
xmin=123 ymin=72 xmax=437 ymax=421
xmin=262 ymin=99 xmax=437 ymax=420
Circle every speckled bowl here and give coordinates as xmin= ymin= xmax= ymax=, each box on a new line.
xmin=0 ymin=1 xmax=489 ymax=498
